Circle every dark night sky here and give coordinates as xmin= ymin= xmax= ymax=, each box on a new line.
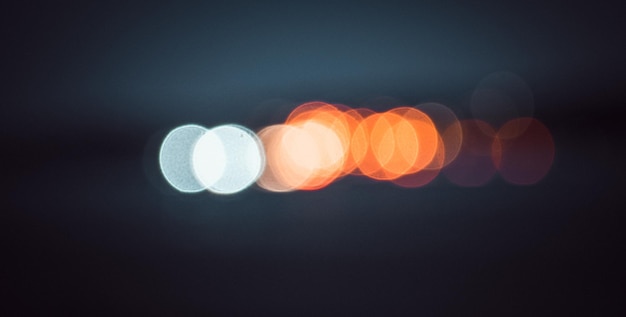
xmin=2 ymin=1 xmax=625 ymax=315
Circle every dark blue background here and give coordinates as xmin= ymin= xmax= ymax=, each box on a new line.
xmin=3 ymin=1 xmax=625 ymax=315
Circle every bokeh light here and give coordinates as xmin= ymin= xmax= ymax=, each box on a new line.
xmin=389 ymin=107 xmax=439 ymax=174
xmin=197 ymin=124 xmax=265 ymax=194
xmin=415 ymin=102 xmax=462 ymax=168
xmin=257 ymin=125 xmax=302 ymax=192
xmin=159 ymin=124 xmax=208 ymax=193
xmin=494 ymin=118 xmax=555 ymax=185
xmin=285 ymin=103 xmax=349 ymax=190
xmin=391 ymin=133 xmax=445 ymax=188
xmin=192 ymin=128 xmax=227 ymax=190
xmin=158 ymin=73 xmax=555 ymax=194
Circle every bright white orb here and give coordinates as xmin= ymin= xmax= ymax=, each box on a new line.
xmin=159 ymin=124 xmax=208 ymax=193
xmin=192 ymin=129 xmax=227 ymax=190
xmin=194 ymin=124 xmax=265 ymax=195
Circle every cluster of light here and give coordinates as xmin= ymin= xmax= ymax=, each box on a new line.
xmin=257 ymin=102 xmax=458 ymax=191
xmin=158 ymin=71 xmax=554 ymax=194
xmin=159 ymin=101 xmax=554 ymax=195
xmin=159 ymin=124 xmax=264 ymax=194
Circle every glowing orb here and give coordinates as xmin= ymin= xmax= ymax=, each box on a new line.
xmin=193 ymin=124 xmax=265 ymax=194
xmin=192 ymin=128 xmax=227 ymax=190
xmin=159 ymin=124 xmax=208 ymax=193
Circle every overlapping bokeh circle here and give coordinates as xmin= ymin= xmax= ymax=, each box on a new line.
xmin=159 ymin=101 xmax=554 ymax=194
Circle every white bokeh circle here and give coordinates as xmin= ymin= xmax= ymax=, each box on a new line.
xmin=159 ymin=124 xmax=208 ymax=193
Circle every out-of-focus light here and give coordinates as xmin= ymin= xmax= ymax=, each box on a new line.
xmin=158 ymin=89 xmax=554 ymax=195
xmin=347 ymin=108 xmax=376 ymax=176
xmin=257 ymin=103 xmax=352 ymax=192
xmin=352 ymin=112 xmax=390 ymax=179
xmin=159 ymin=124 xmax=208 ymax=193
xmin=257 ymin=125 xmax=301 ymax=192
xmin=285 ymin=103 xmax=349 ymax=190
xmin=389 ymin=107 xmax=439 ymax=174
xmin=392 ymin=134 xmax=444 ymax=188
xmin=279 ymin=123 xmax=330 ymax=190
xmin=337 ymin=107 xmax=366 ymax=175
xmin=366 ymin=111 xmax=419 ymax=179
xmin=194 ymin=124 xmax=265 ymax=194
xmin=415 ymin=102 xmax=462 ymax=168
xmin=191 ymin=128 xmax=227 ymax=191
xmin=494 ymin=118 xmax=554 ymax=185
